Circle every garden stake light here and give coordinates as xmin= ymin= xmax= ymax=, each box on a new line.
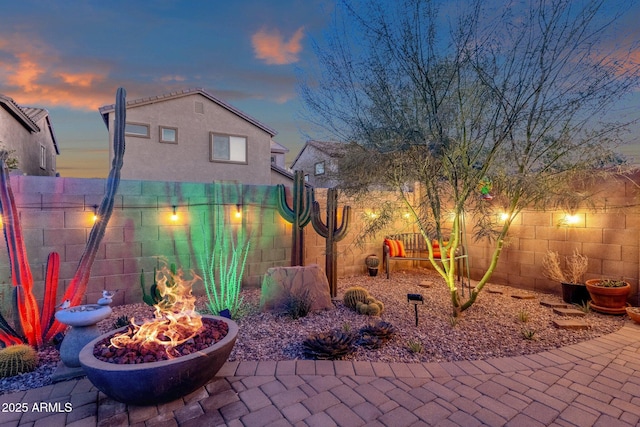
xmin=408 ymin=293 xmax=424 ymax=326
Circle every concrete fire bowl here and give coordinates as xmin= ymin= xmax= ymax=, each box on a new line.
xmin=79 ymin=315 xmax=238 ymax=406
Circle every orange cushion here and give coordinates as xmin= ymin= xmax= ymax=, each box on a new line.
xmin=432 ymin=240 xmax=452 ymax=258
xmin=384 ymin=239 xmax=406 ymax=257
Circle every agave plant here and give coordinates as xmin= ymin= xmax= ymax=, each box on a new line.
xmin=358 ymin=321 xmax=396 ymax=349
xmin=0 ymin=88 xmax=127 ymax=348
xmin=302 ymin=330 xmax=356 ymax=360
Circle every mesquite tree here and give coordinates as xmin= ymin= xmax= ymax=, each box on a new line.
xmin=300 ymin=0 xmax=640 ymax=315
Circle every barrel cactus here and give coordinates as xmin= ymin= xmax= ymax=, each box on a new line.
xmin=0 ymin=344 xmax=38 ymax=378
xmin=343 ymin=287 xmax=370 ymax=309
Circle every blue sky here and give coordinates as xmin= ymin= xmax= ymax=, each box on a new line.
xmin=0 ymin=0 xmax=333 ymax=177
xmin=1 ymin=0 xmax=639 ymax=178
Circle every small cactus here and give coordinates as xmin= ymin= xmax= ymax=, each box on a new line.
xmin=365 ymin=255 xmax=379 ymax=268
xmin=112 ymin=315 xmax=130 ymax=330
xmin=0 ymin=344 xmax=38 ymax=378
xmin=344 ymin=287 xmax=383 ymax=316
xmin=363 ymin=303 xmax=382 ymax=316
xmin=140 ymin=268 xmax=162 ymax=306
xmin=343 ymin=287 xmax=370 ymax=309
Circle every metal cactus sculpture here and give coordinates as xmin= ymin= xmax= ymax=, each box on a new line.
xmin=276 ymin=170 xmax=314 ymax=266
xmin=0 ymin=87 xmax=127 ymax=347
xmin=311 ymin=187 xmax=351 ymax=298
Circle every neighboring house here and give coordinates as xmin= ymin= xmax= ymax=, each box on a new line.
xmin=289 ymin=140 xmax=347 ymax=187
xmin=0 ymin=94 xmax=59 ymax=176
xmin=99 ymin=88 xmax=292 ymax=185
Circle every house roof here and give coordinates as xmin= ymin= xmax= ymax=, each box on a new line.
xmin=0 ymin=94 xmax=40 ymax=133
xmin=0 ymin=94 xmax=60 ymax=154
xmin=98 ymin=87 xmax=277 ymax=137
xmin=270 ymin=140 xmax=289 ymax=154
xmin=270 ymin=163 xmax=294 ymax=180
xmin=290 ymin=140 xmax=347 ymax=168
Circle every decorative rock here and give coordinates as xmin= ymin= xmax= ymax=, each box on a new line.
xmin=553 ymin=319 xmax=589 ymax=330
xmin=511 ymin=293 xmax=536 ymax=300
xmin=260 ymin=264 xmax=333 ymax=312
xmin=553 ymin=308 xmax=586 ymax=317
xmin=418 ymin=281 xmax=433 ymax=288
xmin=540 ymin=300 xmax=569 ymax=308
xmin=59 ymin=325 xmax=103 ymax=368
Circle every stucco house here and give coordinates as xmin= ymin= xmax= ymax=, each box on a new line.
xmin=99 ymin=88 xmax=291 ymax=185
xmin=289 ymin=140 xmax=347 ymax=187
xmin=0 ymin=94 xmax=59 ymax=176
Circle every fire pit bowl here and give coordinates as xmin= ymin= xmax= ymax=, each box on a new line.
xmin=78 ymin=315 xmax=238 ymax=406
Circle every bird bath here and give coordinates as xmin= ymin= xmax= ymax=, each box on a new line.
xmin=55 ymin=304 xmax=112 ymax=368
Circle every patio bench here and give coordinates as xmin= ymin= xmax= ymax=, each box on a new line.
xmin=383 ymin=233 xmax=467 ymax=280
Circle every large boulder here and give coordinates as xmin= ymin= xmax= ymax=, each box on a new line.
xmin=260 ymin=264 xmax=333 ymax=312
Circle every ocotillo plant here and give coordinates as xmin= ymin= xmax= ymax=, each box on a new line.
xmin=0 ymin=87 xmax=127 ymax=347
xmin=276 ymin=170 xmax=314 ymax=266
xmin=311 ymin=187 xmax=351 ymax=298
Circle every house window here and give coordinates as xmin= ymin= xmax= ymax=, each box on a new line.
xmin=304 ymin=174 xmax=309 ymax=182
xmin=39 ymin=145 xmax=47 ymax=169
xmin=159 ymin=126 xmax=178 ymax=143
xmin=125 ymin=122 xmax=150 ymax=138
xmin=314 ymin=161 xmax=325 ymax=175
xmin=270 ymin=155 xmax=276 ymax=165
xmin=210 ymin=133 xmax=247 ymax=163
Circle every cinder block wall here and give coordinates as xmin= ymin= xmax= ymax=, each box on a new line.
xmin=0 ymin=176 xmax=292 ymax=308
xmin=0 ymin=174 xmax=638 ymax=311
xmin=465 ymin=173 xmax=640 ymax=305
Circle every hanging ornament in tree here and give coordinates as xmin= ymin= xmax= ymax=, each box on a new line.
xmin=477 ymin=176 xmax=493 ymax=200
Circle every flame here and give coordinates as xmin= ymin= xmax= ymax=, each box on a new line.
xmin=110 ymin=265 xmax=203 ymax=358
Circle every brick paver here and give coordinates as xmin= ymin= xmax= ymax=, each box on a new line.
xmin=3 ymin=322 xmax=640 ymax=426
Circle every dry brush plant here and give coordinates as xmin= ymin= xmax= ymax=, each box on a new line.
xmin=542 ymin=249 xmax=588 ymax=284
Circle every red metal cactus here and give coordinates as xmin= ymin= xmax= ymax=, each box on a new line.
xmin=0 ymin=88 xmax=127 ymax=347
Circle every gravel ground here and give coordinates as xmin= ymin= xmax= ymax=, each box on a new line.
xmin=0 ymin=269 xmax=627 ymax=395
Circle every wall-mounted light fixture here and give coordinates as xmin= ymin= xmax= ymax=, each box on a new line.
xmin=171 ymin=205 xmax=178 ymax=221
xmin=564 ymin=213 xmax=580 ymax=225
xmin=234 ymin=204 xmax=242 ymax=219
xmin=92 ymin=204 xmax=99 ymax=222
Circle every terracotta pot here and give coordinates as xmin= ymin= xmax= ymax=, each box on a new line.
xmin=585 ymin=279 xmax=630 ymax=314
xmin=79 ymin=315 xmax=238 ymax=405
xmin=626 ymin=307 xmax=640 ymax=324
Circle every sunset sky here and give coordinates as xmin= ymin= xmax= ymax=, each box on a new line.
xmin=1 ymin=0 xmax=639 ymax=178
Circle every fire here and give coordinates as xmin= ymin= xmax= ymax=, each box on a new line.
xmin=110 ymin=265 xmax=203 ymax=358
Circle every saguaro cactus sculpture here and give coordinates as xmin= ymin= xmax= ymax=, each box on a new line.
xmin=276 ymin=170 xmax=314 ymax=266
xmin=0 ymin=88 xmax=127 ymax=347
xmin=311 ymin=187 xmax=351 ymax=298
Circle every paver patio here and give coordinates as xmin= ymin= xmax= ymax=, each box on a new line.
xmin=1 ymin=322 xmax=639 ymax=426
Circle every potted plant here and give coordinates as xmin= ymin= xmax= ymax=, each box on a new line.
xmin=365 ymin=254 xmax=379 ymax=277
xmin=585 ymin=278 xmax=630 ymax=314
xmin=542 ymin=249 xmax=590 ymax=305
xmin=626 ymin=306 xmax=640 ymax=324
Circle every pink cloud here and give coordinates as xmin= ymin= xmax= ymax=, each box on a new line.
xmin=251 ymin=27 xmax=304 ymax=65
xmin=0 ymin=33 xmax=111 ymax=110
